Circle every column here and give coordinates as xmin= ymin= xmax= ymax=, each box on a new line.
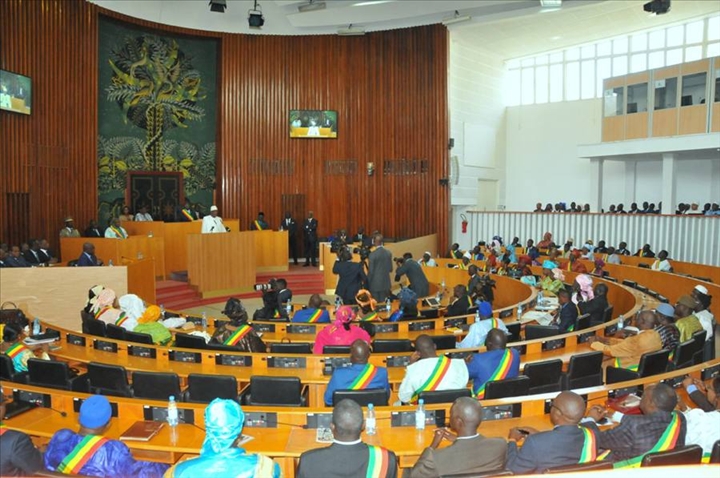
xmin=661 ymin=153 xmax=676 ymax=215
xmin=589 ymin=158 xmax=604 ymax=212
xmin=624 ymin=160 xmax=636 ymax=206
xmin=711 ymin=158 xmax=720 ymax=202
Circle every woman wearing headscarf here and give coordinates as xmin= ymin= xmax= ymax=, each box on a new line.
xmin=83 ymin=285 xmax=106 ymax=314
xmin=89 ymin=288 xmax=127 ymax=326
xmin=313 ymin=306 xmax=371 ymax=354
xmin=537 ymin=261 xmax=563 ymax=294
xmin=572 ymin=274 xmax=595 ymax=304
xmin=592 ymin=258 xmax=606 ymax=276
xmin=537 ymin=232 xmax=553 ymax=249
xmin=116 ymin=294 xmax=145 ymax=331
xmin=133 ymin=305 xmax=172 ymax=345
xmin=355 ymin=289 xmax=379 ymax=321
xmin=1 ymin=324 xmax=50 ymax=373
xmin=165 ymin=399 xmax=280 ymax=478
xmin=211 ymin=298 xmax=266 ymax=352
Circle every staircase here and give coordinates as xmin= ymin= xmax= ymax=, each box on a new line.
xmin=256 ymin=268 xmax=325 ymax=297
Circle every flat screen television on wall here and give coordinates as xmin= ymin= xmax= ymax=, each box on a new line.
xmin=0 ymin=69 xmax=32 ymax=115
xmin=289 ymin=110 xmax=337 ymax=138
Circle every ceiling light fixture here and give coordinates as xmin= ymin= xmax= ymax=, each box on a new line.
xmin=248 ymin=0 xmax=264 ymax=29
xmin=338 ymin=24 xmax=366 ymax=36
xmin=540 ymin=0 xmax=562 ymax=7
xmin=209 ymin=0 xmax=226 ymax=13
xmin=353 ymin=0 xmax=394 ymax=6
xmin=298 ymin=1 xmax=326 ymax=13
xmin=442 ymin=10 xmax=471 ymax=27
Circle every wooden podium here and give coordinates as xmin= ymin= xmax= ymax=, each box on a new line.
xmin=60 ymin=237 xmax=165 ymax=279
xmin=187 ymin=232 xmax=256 ymax=298
xmin=253 ymin=230 xmax=288 ymax=272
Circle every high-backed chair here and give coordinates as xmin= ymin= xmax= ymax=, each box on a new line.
xmin=174 ymin=333 xmax=207 ymax=350
xmin=671 ymin=339 xmax=698 ymax=370
xmin=691 ymin=330 xmax=708 ymax=365
xmin=323 ymin=345 xmax=351 ymax=354
xmin=710 ymin=439 xmax=720 ymax=463
xmin=505 ymin=322 xmax=521 ymax=343
xmin=125 ymin=330 xmax=154 ymax=344
xmin=372 ymin=339 xmax=413 ymax=353
xmin=523 ymin=359 xmax=563 ymax=394
xmin=0 ymin=354 xmax=28 ymax=383
xmin=332 ymin=388 xmax=389 ymax=407
xmin=562 ymin=351 xmax=604 ymax=390
xmin=105 ymin=323 xmax=126 ymax=341
xmin=84 ymin=318 xmax=106 ymax=337
xmin=601 ymin=305 xmax=614 ymax=323
xmin=430 ymin=335 xmax=457 ymax=351
xmin=184 ymin=373 xmax=239 ymax=403
xmin=269 ymin=343 xmax=312 ymax=354
xmin=441 ymin=470 xmax=512 ymax=478
xmin=87 ymin=362 xmax=132 ymax=397
xmin=484 ymin=376 xmax=530 ymax=399
xmin=418 ymin=388 xmax=471 ymax=404
xmin=543 ymin=461 xmax=614 ymax=473
xmin=640 ymin=444 xmax=703 ymax=467
xmin=132 ymin=371 xmax=182 ymax=401
xmin=27 ymin=358 xmax=88 ymax=392
xmin=605 ymin=349 xmax=670 ymax=384
xmin=243 ymin=376 xmax=307 ymax=407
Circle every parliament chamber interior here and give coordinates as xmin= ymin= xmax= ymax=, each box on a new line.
xmin=1 ymin=0 xmax=719 ymax=477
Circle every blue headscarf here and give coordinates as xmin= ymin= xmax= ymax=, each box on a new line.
xmin=542 ymin=260 xmax=558 ymax=270
xmin=202 ymin=399 xmax=245 ymax=454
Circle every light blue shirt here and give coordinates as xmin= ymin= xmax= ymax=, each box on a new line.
xmin=456 ymin=318 xmax=509 ymax=349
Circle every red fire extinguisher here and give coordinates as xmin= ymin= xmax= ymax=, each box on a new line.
xmin=461 ymin=214 xmax=468 ymax=234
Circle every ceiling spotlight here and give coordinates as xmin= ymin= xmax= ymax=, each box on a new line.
xmin=643 ymin=0 xmax=671 ymax=15
xmin=298 ymin=1 xmax=326 ymax=13
xmin=338 ymin=24 xmax=366 ymax=36
xmin=248 ymin=0 xmax=264 ymax=29
xmin=540 ymin=0 xmax=562 ymax=7
xmin=209 ymin=0 xmax=226 ymax=13
xmin=442 ymin=10 xmax=471 ymax=26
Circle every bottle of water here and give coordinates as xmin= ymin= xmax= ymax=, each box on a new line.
xmin=33 ymin=317 xmax=41 ymax=336
xmin=366 ymin=403 xmax=376 ymax=435
xmin=538 ymin=291 xmax=544 ymax=304
xmin=286 ymin=300 xmax=292 ymax=316
xmin=108 ymin=259 xmax=113 ymax=267
xmin=167 ymin=395 xmax=179 ymax=427
xmin=386 ymin=298 xmax=391 ymax=313
xmin=160 ymin=304 xmax=165 ymax=320
xmin=475 ymin=308 xmax=481 ymax=323
xmin=415 ymin=399 xmax=426 ymax=430
xmin=618 ymin=314 xmax=625 ymax=330
xmin=335 ymin=296 xmax=342 ymax=310
xmin=201 ymin=311 xmax=207 ymax=332
xmin=517 ymin=304 xmax=523 ymax=318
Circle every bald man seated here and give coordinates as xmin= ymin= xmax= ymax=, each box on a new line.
xmin=297 ymin=399 xmax=397 ymax=478
xmin=466 ymin=329 xmax=520 ymax=399
xmin=324 ymin=339 xmax=390 ymax=406
xmin=409 ymin=397 xmax=506 ymax=478
xmin=588 ymin=310 xmax=662 ymax=369
xmin=505 ymin=391 xmax=598 ymax=474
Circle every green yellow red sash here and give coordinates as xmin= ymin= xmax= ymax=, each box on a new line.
xmin=349 ymin=364 xmax=378 ymax=390
xmin=0 ymin=425 xmax=7 ymax=436
xmin=613 ymin=412 xmax=681 ymax=468
xmin=366 ymin=445 xmax=390 ymax=478
xmin=94 ymin=306 xmax=111 ymax=320
xmin=613 ymin=358 xmax=639 ymax=372
xmin=307 ymin=309 xmax=323 ymax=323
xmin=488 ymin=318 xmax=500 ymax=328
xmin=411 ymin=356 xmax=451 ymax=403
xmin=223 ymin=325 xmax=252 ymax=346
xmin=5 ymin=342 xmax=28 ymax=359
xmin=360 ymin=311 xmax=378 ymax=322
xmin=578 ymin=427 xmax=598 ymax=463
xmin=114 ymin=313 xmax=128 ymax=327
xmin=458 ymin=263 xmax=468 ymax=270
xmin=474 ymin=349 xmax=513 ymax=399
xmin=181 ymin=208 xmax=194 ymax=221
xmin=254 ymin=220 xmax=264 ymax=230
xmin=110 ymin=226 xmax=126 ymax=239
xmin=57 ymin=435 xmax=109 ymax=475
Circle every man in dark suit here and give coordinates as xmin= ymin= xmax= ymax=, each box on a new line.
xmin=467 ymin=265 xmax=481 ymax=295
xmin=555 ymin=289 xmax=578 ymax=332
xmin=368 ymin=234 xmax=392 ymax=302
xmin=276 ymin=278 xmax=292 ymax=306
xmin=333 ymin=246 xmax=367 ymax=305
xmin=303 ymin=211 xmax=318 ymax=267
xmin=297 ymin=399 xmax=397 ymax=478
xmin=505 ymin=391 xmax=598 ymax=474
xmin=84 ymin=219 xmax=103 ymax=237
xmin=22 ymin=239 xmax=44 ymax=265
xmin=394 ymin=253 xmax=429 ymax=297
xmin=579 ymin=283 xmax=609 ymax=326
xmin=0 ymin=389 xmax=44 ymax=476
xmin=5 ymin=246 xmax=30 ymax=267
xmin=77 ymin=242 xmax=103 ymax=267
xmin=352 ymin=226 xmax=372 ymax=248
xmin=410 ymin=397 xmax=506 ymax=477
xmin=280 ymin=211 xmax=298 ymax=265
xmin=445 ymin=285 xmax=472 ymax=318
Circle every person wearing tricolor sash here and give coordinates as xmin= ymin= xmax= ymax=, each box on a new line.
xmin=588 ymin=310 xmax=662 ymax=370
xmin=103 ymin=218 xmax=128 ymax=239
xmin=0 ymin=386 xmax=44 ymax=476
xmin=297 ymin=399 xmax=398 ymax=478
xmin=293 ymin=294 xmax=331 ymax=324
xmin=1 ymin=325 xmax=49 ymax=373
xmin=356 ymin=289 xmax=380 ymax=321
xmin=678 ymin=376 xmax=720 ymax=458
xmin=456 ymin=301 xmax=508 ymax=349
xmin=324 ymin=339 xmax=389 ymax=406
xmin=249 ymin=211 xmax=269 ymax=231
xmin=211 ymin=298 xmax=266 ymax=353
xmin=410 ymin=397 xmax=506 ymax=478
xmin=583 ymin=383 xmax=686 ymax=466
xmin=505 ymin=391 xmax=599 ymax=474
xmin=465 ymin=329 xmax=519 ymax=399
xmin=312 ymin=306 xmax=370 ymax=355
xmin=397 ymin=335 xmax=468 ymax=405
xmin=44 ymin=395 xmax=168 ymax=477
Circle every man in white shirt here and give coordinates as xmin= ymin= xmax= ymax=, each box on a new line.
xmin=418 ymin=252 xmax=437 ymax=267
xmin=651 ymin=250 xmax=672 ymax=272
xmin=104 ymin=218 xmax=128 ymax=239
xmin=398 ymin=335 xmax=469 ymax=404
xmin=201 ymin=205 xmax=227 ymax=234
xmin=134 ymin=205 xmax=153 ymax=221
xmin=691 ymin=284 xmax=715 ymax=340
xmin=680 ymin=376 xmax=720 ymax=455
xmin=456 ymin=302 xmax=508 ymax=349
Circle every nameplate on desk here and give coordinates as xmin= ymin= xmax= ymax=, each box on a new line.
xmin=608 ymin=385 xmax=640 ymax=399
xmin=128 ymin=345 xmax=157 ymax=359
xmin=702 ymin=363 xmax=720 ymax=381
xmin=483 ymin=404 xmax=519 ymax=421
xmin=93 ymin=339 xmax=118 ymax=353
xmin=408 ymin=321 xmax=435 ymax=332
xmin=244 ymin=411 xmax=277 ymax=428
xmin=374 ymin=323 xmax=398 ymax=333
xmin=169 ymin=350 xmax=202 ymax=363
xmin=144 ymin=406 xmax=194 ymax=425
xmin=185 ymin=316 xmax=203 ymax=325
xmin=252 ymin=323 xmax=276 ymax=333
xmin=74 ymin=397 xmax=118 ymax=417
xmin=66 ymin=334 xmax=86 ymax=346
xmin=391 ymin=409 xmax=445 ymax=428
xmin=636 ymin=285 xmax=648 ymax=294
xmin=604 ymin=323 xmax=618 ymax=335
xmin=385 ymin=355 xmax=410 ymax=367
xmin=14 ymin=389 xmax=51 ymax=407
xmin=306 ymin=413 xmax=332 ymax=429
xmin=499 ymin=309 xmax=514 ymax=319
xmin=510 ymin=344 xmax=526 ymax=355
xmin=577 ymin=331 xmax=594 ymax=344
xmin=443 ymin=317 xmax=467 ymax=328
xmin=323 ymin=357 xmax=351 ymax=375
xmin=267 ymin=356 xmax=306 ymax=368
xmin=541 ymin=338 xmax=565 ymax=351
xmin=215 ymin=354 xmax=252 ymax=367
xmin=287 ymin=325 xmax=316 ymax=334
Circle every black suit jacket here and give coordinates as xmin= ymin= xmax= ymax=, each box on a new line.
xmin=395 ymin=259 xmax=429 ymax=297
xmin=278 ymin=288 xmax=293 ymax=304
xmin=5 ymin=256 xmax=30 ymax=267
xmin=467 ymin=274 xmax=481 ymax=295
xmin=0 ymin=429 xmax=44 ymax=476
xmin=353 ymin=234 xmax=372 ymax=248
xmin=280 ymin=217 xmax=297 ymax=235
xmin=506 ymin=425 xmax=597 ymax=474
xmin=22 ymin=249 xmax=41 ymax=265
xmin=446 ymin=294 xmax=471 ymax=318
xmin=557 ymin=302 xmax=579 ymax=331
xmin=297 ymin=442 xmax=397 ymax=478
xmin=304 ymin=218 xmax=318 ymax=240
xmin=333 ymin=260 xmax=367 ymax=303
xmin=578 ymin=294 xmax=608 ymax=325
xmin=84 ymin=227 xmax=103 ymax=237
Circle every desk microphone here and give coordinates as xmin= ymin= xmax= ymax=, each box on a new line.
xmin=38 ymin=404 xmax=67 ymax=417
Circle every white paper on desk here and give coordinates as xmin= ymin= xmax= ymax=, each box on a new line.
xmin=23 ymin=337 xmax=59 ymax=345
xmin=237 ymin=434 xmax=254 ymax=446
xmin=520 ymin=311 xmax=554 ymax=326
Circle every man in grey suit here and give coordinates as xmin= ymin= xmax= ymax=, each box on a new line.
xmin=409 ymin=397 xmax=506 ymax=477
xmin=394 ymin=253 xmax=429 ymax=297
xmin=368 ymin=234 xmax=392 ymax=302
xmin=467 ymin=265 xmax=481 ymax=295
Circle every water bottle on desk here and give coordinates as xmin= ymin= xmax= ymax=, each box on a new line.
xmin=33 ymin=317 xmax=41 ymax=336
xmin=201 ymin=311 xmax=207 ymax=332
xmin=286 ymin=300 xmax=292 ymax=316
xmin=538 ymin=291 xmax=544 ymax=305
xmin=108 ymin=259 xmax=113 ymax=267
xmin=517 ymin=304 xmax=523 ymax=319
xmin=475 ymin=309 xmax=480 ymax=323
xmin=335 ymin=296 xmax=342 ymax=310
xmin=385 ymin=298 xmax=391 ymax=314
xmin=160 ymin=304 xmax=165 ymax=320
xmin=415 ymin=399 xmax=426 ymax=430
xmin=366 ymin=403 xmax=376 ymax=435
xmin=618 ymin=314 xmax=625 ymax=330
xmin=167 ymin=395 xmax=179 ymax=443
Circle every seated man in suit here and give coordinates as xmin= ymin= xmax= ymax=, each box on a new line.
xmin=456 ymin=302 xmax=508 ymax=349
xmin=292 ymin=294 xmax=331 ymax=323
xmin=0 ymin=386 xmax=44 ymax=476
xmin=679 ymin=376 xmax=720 ymax=455
xmin=588 ymin=310 xmax=662 ymax=369
xmin=554 ymin=289 xmax=579 ymax=332
xmin=584 ymin=383 xmax=686 ymax=465
xmin=465 ymin=329 xmax=520 ymax=399
xmin=249 ymin=211 xmax=269 ymax=230
xmin=506 ymin=391 xmax=598 ymax=474
xmin=324 ymin=339 xmax=390 ymax=406
xmin=578 ymin=283 xmax=609 ymax=326
xmin=22 ymin=239 xmax=45 ymax=265
xmin=297 ymin=399 xmax=397 ymax=478
xmin=84 ymin=220 xmax=103 ymax=238
xmin=445 ymin=285 xmax=472 ymax=318
xmin=397 ymin=335 xmax=468 ymax=404
xmin=38 ymin=239 xmax=58 ymax=264
xmin=104 ymin=217 xmax=128 ymax=239
xmin=276 ymin=279 xmax=292 ymax=306
xmin=77 ymin=242 xmax=103 ymax=267
xmin=351 ymin=226 xmax=372 ymax=248
xmin=410 ymin=397 xmax=506 ymax=477
xmin=5 ymin=246 xmax=30 ymax=267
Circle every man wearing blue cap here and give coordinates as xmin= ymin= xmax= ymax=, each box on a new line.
xmin=166 ymin=398 xmax=280 ymax=478
xmin=456 ymin=301 xmax=508 ymax=349
xmin=44 ymin=395 xmax=168 ymax=477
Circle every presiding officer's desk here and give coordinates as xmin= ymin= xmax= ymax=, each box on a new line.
xmin=2 ymin=359 xmax=717 ymax=477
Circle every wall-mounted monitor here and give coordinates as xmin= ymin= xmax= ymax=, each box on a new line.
xmin=0 ymin=69 xmax=32 ymax=115
xmin=289 ymin=110 xmax=337 ymax=138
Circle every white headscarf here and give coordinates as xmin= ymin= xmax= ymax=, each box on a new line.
xmin=118 ymin=294 xmax=145 ymax=321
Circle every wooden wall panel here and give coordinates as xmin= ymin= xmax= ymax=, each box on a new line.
xmin=1 ymin=0 xmax=449 ymax=251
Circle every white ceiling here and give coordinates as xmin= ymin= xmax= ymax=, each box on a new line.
xmin=89 ymin=0 xmax=720 ymax=59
